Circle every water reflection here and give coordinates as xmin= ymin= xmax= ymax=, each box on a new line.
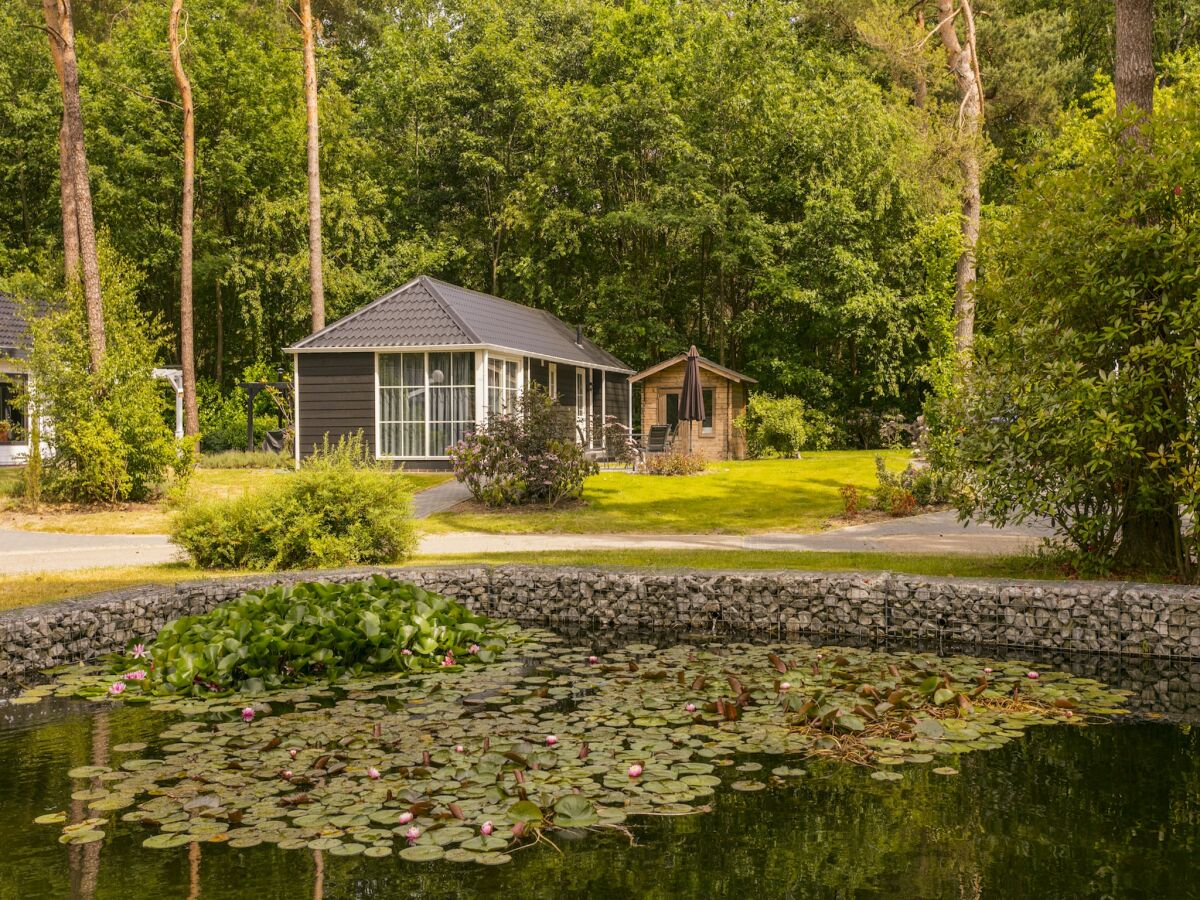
xmin=1 ymin=636 xmax=1199 ymax=899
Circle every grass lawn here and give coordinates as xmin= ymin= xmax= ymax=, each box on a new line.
xmin=0 ymin=563 xmax=249 ymax=612
xmin=426 ymin=451 xmax=908 ymax=535
xmin=0 ymin=467 xmax=451 ymax=535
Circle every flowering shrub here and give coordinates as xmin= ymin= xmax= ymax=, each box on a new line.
xmin=602 ymin=416 xmax=639 ymax=468
xmin=449 ymin=386 xmax=596 ymax=507
xmin=871 ymin=455 xmax=953 ymax=516
xmin=644 ymin=450 xmax=707 ymax=476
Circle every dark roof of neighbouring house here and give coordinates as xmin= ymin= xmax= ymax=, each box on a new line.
xmin=0 ymin=292 xmax=29 ymax=359
xmin=287 ymin=276 xmax=633 ymax=373
xmin=628 ymin=352 xmax=758 ymax=385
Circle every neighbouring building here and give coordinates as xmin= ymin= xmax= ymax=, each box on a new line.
xmin=0 ymin=293 xmax=30 ymax=467
xmin=630 ymin=352 xmax=756 ymax=461
xmin=286 ymin=276 xmax=634 ymax=469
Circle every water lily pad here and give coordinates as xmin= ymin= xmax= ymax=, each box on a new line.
xmin=870 ymin=770 xmax=903 ymax=782
xmin=34 ymin=813 xmax=67 ymax=825
xmin=730 ymin=780 xmax=765 ymax=792
xmin=400 ymin=844 xmax=446 ymax=862
xmin=67 ymin=766 xmax=110 ymax=779
xmin=143 ymin=833 xmax=194 ymax=849
xmin=933 ymin=766 xmax=959 ymax=776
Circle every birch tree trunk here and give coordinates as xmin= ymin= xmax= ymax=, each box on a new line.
xmin=936 ymin=0 xmax=983 ymax=355
xmin=169 ymin=0 xmax=199 ymax=435
xmin=299 ymin=0 xmax=325 ymax=333
xmin=41 ymin=0 xmax=105 ymax=371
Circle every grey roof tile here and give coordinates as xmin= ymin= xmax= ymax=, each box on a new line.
xmin=290 ymin=276 xmax=632 ymax=372
xmin=0 ymin=292 xmax=29 ymax=359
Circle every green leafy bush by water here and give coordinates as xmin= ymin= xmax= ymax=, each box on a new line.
xmin=172 ymin=434 xmax=414 ymax=570
xmin=144 ymin=577 xmax=509 ymax=695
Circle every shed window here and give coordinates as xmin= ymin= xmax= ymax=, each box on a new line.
xmin=664 ymin=388 xmax=714 ymax=434
xmin=379 ymin=351 xmax=474 ymax=457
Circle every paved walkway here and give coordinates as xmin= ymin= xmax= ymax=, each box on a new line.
xmin=417 ymin=511 xmax=1053 ymax=557
xmin=0 ymin=529 xmax=181 ymax=573
xmin=411 ymin=479 xmax=473 ymax=518
xmin=0 ymin=506 xmax=1053 ymax=575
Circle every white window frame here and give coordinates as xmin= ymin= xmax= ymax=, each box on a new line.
xmin=375 ymin=350 xmax=477 ymax=459
xmin=486 ymin=352 xmax=523 ymax=417
xmin=548 ymin=363 xmax=558 ymax=401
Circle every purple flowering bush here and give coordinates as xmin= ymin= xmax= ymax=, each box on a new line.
xmin=449 ymin=386 xmax=596 ymax=507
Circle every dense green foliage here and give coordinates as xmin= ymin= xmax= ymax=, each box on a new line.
xmin=1 ymin=0 xmax=1136 ymax=428
xmin=173 ymin=435 xmax=415 ymax=569
xmin=145 ymin=577 xmax=511 ymax=694
xmin=450 ymin=387 xmax=595 ymax=506
xmin=16 ymin=248 xmax=181 ymax=503
xmin=735 ymin=393 xmax=832 ymax=458
xmin=949 ymin=72 xmax=1200 ymax=578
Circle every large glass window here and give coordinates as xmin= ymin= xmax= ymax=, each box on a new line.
xmin=487 ymin=356 xmax=520 ymax=416
xmin=379 ymin=352 xmax=475 ymax=457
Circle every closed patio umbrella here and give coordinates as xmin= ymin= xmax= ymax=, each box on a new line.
xmin=678 ymin=345 xmax=705 ymax=454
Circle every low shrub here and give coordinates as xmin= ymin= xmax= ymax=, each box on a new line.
xmin=871 ymin=455 xmax=954 ymax=516
xmin=644 ymin=450 xmax=707 ymax=476
xmin=735 ymin=393 xmax=832 ymax=458
xmin=839 ymin=483 xmax=860 ymax=518
xmin=172 ymin=434 xmax=414 ymax=570
xmin=449 ymin=386 xmax=596 ymax=507
xmin=602 ymin=415 xmax=639 ymax=468
xmin=120 ymin=577 xmax=515 ymax=695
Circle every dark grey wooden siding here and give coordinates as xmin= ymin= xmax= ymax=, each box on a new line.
xmin=528 ymin=357 xmax=550 ymax=392
xmin=557 ymin=363 xmax=578 ymax=407
xmin=297 ymin=352 xmax=375 ymax=458
xmin=604 ymin=372 xmax=631 ymax=429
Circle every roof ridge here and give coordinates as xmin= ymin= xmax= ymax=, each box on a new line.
xmin=417 ymin=276 xmax=479 ymax=343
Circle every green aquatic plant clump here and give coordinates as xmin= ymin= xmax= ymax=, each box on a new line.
xmin=25 ymin=635 xmax=1129 ymax=862
xmin=113 ymin=578 xmax=513 ymax=696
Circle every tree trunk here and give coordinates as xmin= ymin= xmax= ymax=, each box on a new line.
xmin=42 ymin=0 xmax=104 ymax=371
xmin=214 ymin=278 xmax=223 ymax=385
xmin=1116 ymin=0 xmax=1155 ymax=118
xmin=40 ymin=11 xmax=80 ymax=282
xmin=300 ymin=0 xmax=325 ymax=333
xmin=169 ymin=0 xmax=199 ymax=436
xmin=936 ymin=0 xmax=983 ymax=355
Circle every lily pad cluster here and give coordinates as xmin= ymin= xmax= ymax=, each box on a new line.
xmin=85 ymin=578 xmax=515 ymax=697
xmin=29 ymin=631 xmax=1128 ymax=864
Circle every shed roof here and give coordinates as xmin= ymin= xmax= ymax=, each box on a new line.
xmin=628 ymin=352 xmax=757 ymax=385
xmin=288 ymin=276 xmax=633 ymax=373
xmin=0 ymin=292 xmax=29 ymax=360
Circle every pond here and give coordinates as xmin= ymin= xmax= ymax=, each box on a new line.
xmin=2 ymin=631 xmax=1199 ymax=899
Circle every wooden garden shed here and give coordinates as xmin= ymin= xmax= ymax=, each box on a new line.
xmin=630 ymin=353 xmax=756 ymax=461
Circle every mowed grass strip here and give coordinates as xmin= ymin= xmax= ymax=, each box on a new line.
xmin=425 ymin=451 xmax=908 ymax=535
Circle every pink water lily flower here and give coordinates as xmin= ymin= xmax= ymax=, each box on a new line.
xmin=367 ymin=767 xmax=381 ymax=780
xmin=587 ymin=655 xmax=599 ymax=665
xmin=779 ymin=682 xmax=791 ymax=691
xmin=627 ymin=763 xmax=643 ymax=779
xmin=442 ymin=653 xmax=456 ymax=667
xmin=1027 ymin=671 xmax=1040 ymax=680
xmin=241 ymin=707 xmax=255 ymax=723
xmin=983 ymin=667 xmax=993 ymax=674
xmin=545 ymin=735 xmax=558 ymax=747
xmin=401 ymin=648 xmax=413 ymax=657
xmin=289 ymin=748 xmax=298 ymax=760
xmin=398 ymin=812 xmax=414 ymax=825
xmin=685 ymin=703 xmax=697 ymax=713
xmin=122 ymin=670 xmax=147 ymax=681
xmin=469 ymin=644 xmax=480 ymax=655
xmin=108 ymin=682 xmax=126 ymax=696
xmin=282 ymin=770 xmax=293 ymax=780
xmin=454 ymin=744 xmax=465 ymax=753
xmin=405 ymin=826 xmax=421 ymax=843
xmin=130 ymin=643 xmax=148 ymax=660
xmin=480 ymin=821 xmax=494 ymax=836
